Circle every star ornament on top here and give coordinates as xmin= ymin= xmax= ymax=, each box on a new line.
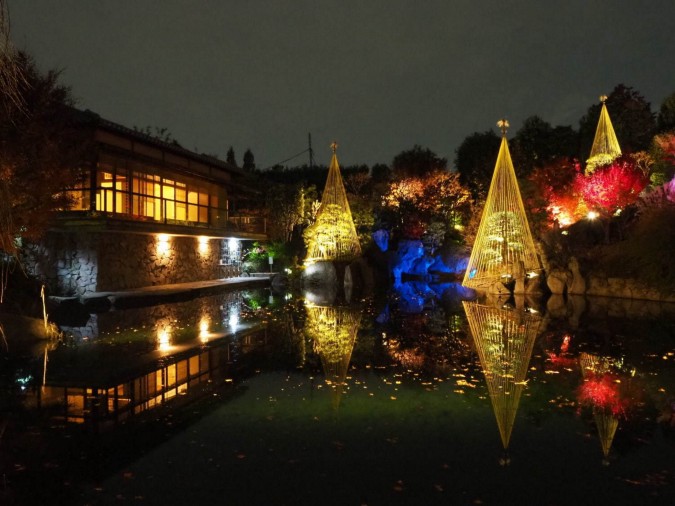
xmin=330 ymin=141 xmax=338 ymax=154
xmin=497 ymin=118 xmax=510 ymax=135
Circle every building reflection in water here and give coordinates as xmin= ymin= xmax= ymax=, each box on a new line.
xmin=304 ymin=292 xmax=362 ymax=409
xmin=463 ymin=300 xmax=542 ymax=460
xmin=35 ymin=290 xmax=267 ymax=428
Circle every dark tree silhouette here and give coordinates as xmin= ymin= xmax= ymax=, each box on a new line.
xmin=455 ymin=130 xmax=501 ymax=200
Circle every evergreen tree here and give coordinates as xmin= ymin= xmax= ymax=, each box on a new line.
xmin=243 ymin=148 xmax=256 ymax=172
xmin=226 ymin=146 xmax=237 ymax=166
xmin=455 ymin=130 xmax=501 ymax=200
xmin=657 ymin=91 xmax=675 ymax=133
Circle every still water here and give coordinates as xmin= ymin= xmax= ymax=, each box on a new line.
xmin=2 ymin=284 xmax=675 ymax=505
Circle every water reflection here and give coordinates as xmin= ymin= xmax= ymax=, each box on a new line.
xmin=463 ymin=300 xmax=542 ymax=457
xmin=578 ymin=352 xmax=635 ymax=463
xmin=4 ymin=283 xmax=675 ymax=503
xmin=31 ymin=290 xmax=264 ymax=429
xmin=304 ymin=290 xmax=363 ymax=408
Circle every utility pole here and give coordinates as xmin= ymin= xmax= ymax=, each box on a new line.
xmin=308 ymin=133 xmax=314 ymax=170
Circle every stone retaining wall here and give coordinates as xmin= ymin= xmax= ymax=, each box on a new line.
xmin=23 ymin=231 xmax=225 ymax=296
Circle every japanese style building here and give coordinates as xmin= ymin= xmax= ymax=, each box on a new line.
xmin=23 ymin=109 xmax=267 ymax=296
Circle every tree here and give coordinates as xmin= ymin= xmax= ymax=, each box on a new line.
xmin=527 ymin=157 xmax=583 ymax=230
xmin=512 ymin=116 xmax=578 ymax=176
xmin=391 ymin=145 xmax=446 ymax=179
xmin=578 ymin=84 xmax=656 ymax=158
xmin=575 ymin=154 xmax=649 ymax=217
xmin=650 ymin=132 xmax=675 ymax=184
xmin=263 ymin=183 xmax=307 ymax=242
xmin=455 ymin=130 xmax=501 ymax=200
xmin=0 ymin=53 xmax=87 ymax=256
xmin=657 ymin=91 xmax=675 ymax=133
xmin=0 ymin=52 xmax=89 ymax=300
xmin=381 ymin=170 xmax=472 ymax=241
xmin=370 ymin=163 xmax=391 ymax=184
xmin=226 ymin=146 xmax=237 ymax=167
xmin=243 ymin=148 xmax=255 ymax=172
xmin=0 ymin=1 xmax=25 ymax=113
xmin=133 ymin=125 xmax=178 ymax=145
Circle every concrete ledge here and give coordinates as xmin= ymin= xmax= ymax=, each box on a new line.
xmin=49 ymin=276 xmax=272 ymax=311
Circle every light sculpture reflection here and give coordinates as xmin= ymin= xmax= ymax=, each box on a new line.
xmin=304 ymin=301 xmax=362 ymax=408
xmin=578 ymin=352 xmax=631 ymax=462
xmin=463 ymin=301 xmax=542 ymax=452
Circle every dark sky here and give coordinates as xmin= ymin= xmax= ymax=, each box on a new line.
xmin=8 ymin=0 xmax=675 ymax=169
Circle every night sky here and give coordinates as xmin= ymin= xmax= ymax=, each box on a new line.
xmin=8 ymin=0 xmax=675 ymax=169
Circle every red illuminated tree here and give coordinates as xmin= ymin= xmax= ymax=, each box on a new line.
xmin=574 ymin=154 xmax=649 ymax=217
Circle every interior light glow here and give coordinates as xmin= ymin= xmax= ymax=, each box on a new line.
xmin=587 ymin=211 xmax=599 ymax=220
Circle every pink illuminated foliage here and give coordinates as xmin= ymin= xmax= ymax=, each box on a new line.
xmin=528 ymin=155 xmax=650 ymax=230
xmin=575 ymin=155 xmax=649 ymax=217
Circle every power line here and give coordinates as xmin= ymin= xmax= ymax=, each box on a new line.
xmin=260 ymin=148 xmax=310 ymax=171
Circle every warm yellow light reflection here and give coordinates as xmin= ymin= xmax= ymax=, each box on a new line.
xmin=199 ymin=316 xmax=210 ymax=343
xmin=587 ymin=211 xmax=599 ymax=220
xmin=156 ymin=320 xmax=172 ymax=351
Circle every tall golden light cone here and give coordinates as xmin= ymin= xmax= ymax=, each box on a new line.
xmin=304 ymin=143 xmax=361 ymax=263
xmin=585 ymin=96 xmax=622 ymax=174
xmin=462 ymin=120 xmax=541 ymax=290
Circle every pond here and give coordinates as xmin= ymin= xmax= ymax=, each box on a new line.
xmin=2 ymin=283 xmax=675 ymax=505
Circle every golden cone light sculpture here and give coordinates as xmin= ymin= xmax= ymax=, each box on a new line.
xmin=585 ymin=96 xmax=622 ymax=174
xmin=462 ymin=120 xmax=541 ymax=290
xmin=463 ymin=301 xmax=541 ymax=449
xmin=304 ymin=143 xmax=361 ymax=263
